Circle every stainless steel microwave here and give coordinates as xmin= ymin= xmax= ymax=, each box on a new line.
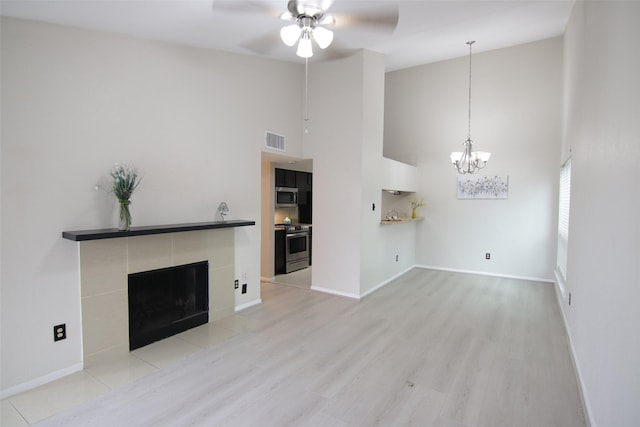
xmin=275 ymin=187 xmax=298 ymax=208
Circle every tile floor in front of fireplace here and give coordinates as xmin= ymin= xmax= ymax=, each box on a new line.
xmin=1 ymin=314 xmax=256 ymax=426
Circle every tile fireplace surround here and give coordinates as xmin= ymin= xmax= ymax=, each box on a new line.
xmin=63 ymin=221 xmax=254 ymax=367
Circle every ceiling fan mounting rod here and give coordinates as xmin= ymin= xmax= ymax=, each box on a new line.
xmin=298 ymin=15 xmax=317 ymax=29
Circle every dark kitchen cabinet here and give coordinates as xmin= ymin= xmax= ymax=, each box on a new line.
xmin=275 ymin=229 xmax=286 ymax=274
xmin=275 ymin=168 xmax=312 ymax=223
xmin=275 ymin=168 xmax=296 ymax=188
xmin=296 ymin=171 xmax=308 ymax=204
xmin=297 ymin=172 xmax=312 ymax=224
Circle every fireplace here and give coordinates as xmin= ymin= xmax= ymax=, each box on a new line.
xmin=66 ymin=226 xmax=246 ymax=365
xmin=128 ymin=261 xmax=209 ymax=350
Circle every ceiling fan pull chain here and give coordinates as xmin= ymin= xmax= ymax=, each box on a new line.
xmin=304 ymin=57 xmax=310 ymax=133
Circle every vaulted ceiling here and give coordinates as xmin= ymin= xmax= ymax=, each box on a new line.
xmin=1 ymin=0 xmax=574 ymax=70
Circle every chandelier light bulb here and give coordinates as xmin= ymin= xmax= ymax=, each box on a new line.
xmin=450 ymin=152 xmax=463 ymax=164
xmin=312 ymin=26 xmax=333 ymax=49
xmin=280 ymin=24 xmax=301 ymax=47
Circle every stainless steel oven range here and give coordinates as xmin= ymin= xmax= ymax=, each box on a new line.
xmin=284 ymin=225 xmax=309 ymax=273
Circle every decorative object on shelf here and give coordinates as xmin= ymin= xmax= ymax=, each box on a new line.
xmin=457 ymin=175 xmax=508 ymax=199
xmin=217 ymin=202 xmax=229 ymax=221
xmin=410 ymin=198 xmax=425 ymax=219
xmin=110 ymin=163 xmax=141 ymax=231
xmin=283 ymin=216 xmax=292 ymax=225
xmin=385 ymin=209 xmax=400 ymax=221
xmin=450 ymin=41 xmax=491 ymax=174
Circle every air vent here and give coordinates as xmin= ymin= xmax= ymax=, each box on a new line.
xmin=265 ymin=131 xmax=285 ymax=151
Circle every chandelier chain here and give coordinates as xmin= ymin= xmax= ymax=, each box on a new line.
xmin=467 ymin=40 xmax=474 ymax=140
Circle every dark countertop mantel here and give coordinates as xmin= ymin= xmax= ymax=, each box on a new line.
xmin=62 ymin=220 xmax=255 ymax=242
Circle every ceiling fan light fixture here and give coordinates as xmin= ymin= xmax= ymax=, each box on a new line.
xmin=280 ymin=24 xmax=301 ymax=46
xmin=312 ymin=25 xmax=333 ymax=49
xmin=296 ymin=33 xmax=313 ymax=58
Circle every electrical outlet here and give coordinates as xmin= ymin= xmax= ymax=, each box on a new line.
xmin=372 ymin=203 xmax=376 ymax=211
xmin=54 ymin=324 xmax=66 ymax=342
xmin=242 ymin=284 xmax=247 ymax=294
xmin=234 ymin=279 xmax=239 ymax=289
xmin=568 ymin=292 xmax=572 ymax=306
xmin=395 ymin=254 xmax=399 ymax=262
xmin=485 ymin=253 xmax=491 ymax=260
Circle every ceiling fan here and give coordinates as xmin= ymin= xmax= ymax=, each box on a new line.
xmin=212 ymin=0 xmax=399 ymax=60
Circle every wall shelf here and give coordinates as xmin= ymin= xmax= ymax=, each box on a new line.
xmin=62 ymin=220 xmax=255 ymax=241
xmin=380 ymin=217 xmax=424 ymax=225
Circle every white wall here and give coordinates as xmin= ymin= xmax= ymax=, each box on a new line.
xmin=384 ymin=38 xmax=562 ymax=281
xmin=303 ymin=50 xmax=417 ymax=297
xmin=359 ymin=51 xmax=416 ymax=294
xmin=303 ymin=52 xmax=364 ymax=297
xmin=0 ymin=17 xmax=303 ymax=395
xmin=561 ymin=2 xmax=640 ymax=426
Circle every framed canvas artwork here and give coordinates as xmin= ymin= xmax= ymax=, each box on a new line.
xmin=457 ymin=175 xmax=509 ymax=199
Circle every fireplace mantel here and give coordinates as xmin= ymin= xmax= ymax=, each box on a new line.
xmin=62 ymin=220 xmax=255 ymax=241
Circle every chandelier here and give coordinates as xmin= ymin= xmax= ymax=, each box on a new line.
xmin=280 ymin=11 xmax=334 ymax=58
xmin=450 ymin=41 xmax=491 ymax=174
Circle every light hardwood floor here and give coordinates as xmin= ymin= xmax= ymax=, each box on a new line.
xmin=21 ymin=269 xmax=586 ymax=426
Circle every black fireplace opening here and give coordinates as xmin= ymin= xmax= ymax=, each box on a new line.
xmin=128 ymin=261 xmax=209 ymax=351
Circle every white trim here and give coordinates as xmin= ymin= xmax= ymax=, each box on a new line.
xmin=310 ymin=286 xmax=360 ymax=300
xmin=360 ymin=266 xmax=415 ymax=299
xmin=1 ymin=362 xmax=83 ymax=400
xmin=553 ymin=280 xmax=595 ymax=427
xmin=416 ymin=265 xmax=554 ymax=283
xmin=234 ymin=299 xmax=262 ymax=312
xmin=554 ymin=267 xmax=567 ymax=300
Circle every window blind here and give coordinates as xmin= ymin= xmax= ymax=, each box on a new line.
xmin=557 ymin=158 xmax=571 ymax=279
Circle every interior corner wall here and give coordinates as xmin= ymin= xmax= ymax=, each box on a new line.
xmin=260 ymin=158 xmax=274 ymax=278
xmin=561 ymin=1 xmax=640 ymax=426
xmin=384 ymin=38 xmax=562 ymax=281
xmin=303 ymin=52 xmax=365 ymax=297
xmin=359 ymin=51 xmax=416 ymax=294
xmin=0 ymin=17 xmax=302 ymax=395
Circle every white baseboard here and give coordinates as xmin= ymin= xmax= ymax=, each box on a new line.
xmin=310 ymin=286 xmax=360 ymax=300
xmin=234 ymin=299 xmax=262 ymax=312
xmin=1 ymin=362 xmax=83 ymax=400
xmin=416 ymin=264 xmax=554 ymax=283
xmin=360 ymin=266 xmax=415 ymax=299
xmin=552 ymin=280 xmax=596 ymax=427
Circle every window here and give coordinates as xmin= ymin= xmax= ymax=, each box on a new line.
xmin=557 ymin=158 xmax=571 ymax=280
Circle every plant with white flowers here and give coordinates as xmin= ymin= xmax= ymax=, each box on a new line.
xmin=110 ymin=163 xmax=141 ymax=231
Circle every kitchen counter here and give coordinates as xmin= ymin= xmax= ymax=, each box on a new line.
xmin=275 ymin=223 xmax=312 ymax=230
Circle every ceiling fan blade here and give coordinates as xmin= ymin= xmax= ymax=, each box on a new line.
xmin=331 ymin=2 xmax=399 ymax=34
xmin=212 ymin=0 xmax=282 ymax=18
xmin=241 ymin=31 xmax=287 ymax=56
